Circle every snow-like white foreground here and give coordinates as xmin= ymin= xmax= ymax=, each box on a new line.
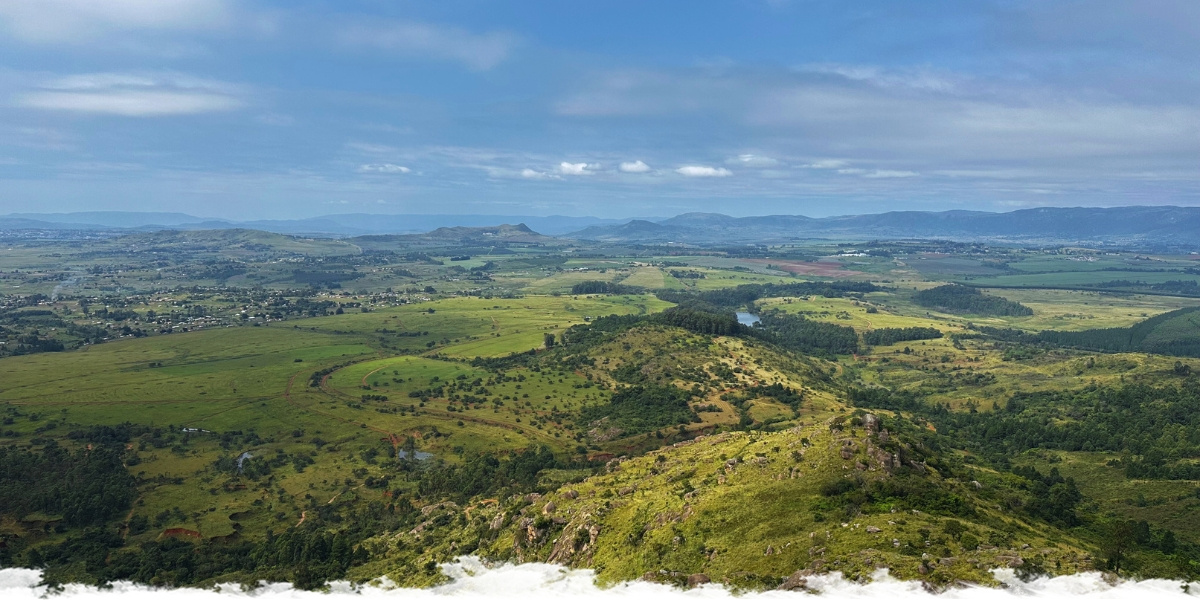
xmin=1 ymin=557 xmax=1195 ymax=599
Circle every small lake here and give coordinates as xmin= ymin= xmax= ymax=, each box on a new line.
xmin=735 ymin=312 xmax=760 ymax=326
xmin=398 ymin=450 xmax=435 ymax=461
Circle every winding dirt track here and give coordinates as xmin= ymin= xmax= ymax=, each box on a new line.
xmin=282 ymin=367 xmax=389 ymax=435
xmin=361 ymin=365 xmax=387 ymax=387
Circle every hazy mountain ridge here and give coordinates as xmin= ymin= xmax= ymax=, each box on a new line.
xmin=572 ymin=206 xmax=1200 ymax=246
xmin=6 ymin=206 xmax=1200 ymax=248
xmin=351 ymin=223 xmax=560 ymax=247
xmin=0 ymin=212 xmax=633 ymax=237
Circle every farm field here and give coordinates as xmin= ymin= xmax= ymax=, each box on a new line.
xmin=520 ymin=269 xmax=625 ymax=294
xmin=756 ymin=295 xmax=955 ymax=333
xmin=618 ymin=266 xmax=672 ymax=289
xmin=958 ymin=270 xmax=1200 ymax=288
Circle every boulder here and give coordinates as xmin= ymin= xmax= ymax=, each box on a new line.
xmin=777 ymin=570 xmax=811 ymax=591
xmin=863 ymin=413 xmax=880 ymax=433
xmin=489 ymin=513 xmax=506 ymax=530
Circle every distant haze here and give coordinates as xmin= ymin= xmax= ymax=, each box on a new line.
xmin=5 ymin=207 xmax=1200 ymax=248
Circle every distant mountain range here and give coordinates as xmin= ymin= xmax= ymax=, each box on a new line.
xmin=569 ymin=206 xmax=1200 ymax=247
xmin=4 ymin=206 xmax=1200 ymax=247
xmin=352 ymin=223 xmax=562 ymax=250
xmin=0 ymin=212 xmax=632 ymax=237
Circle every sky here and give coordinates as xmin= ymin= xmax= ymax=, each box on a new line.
xmin=1 ymin=0 xmax=1198 ymax=220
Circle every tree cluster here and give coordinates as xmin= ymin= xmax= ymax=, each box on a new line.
xmin=914 ymin=285 xmax=1033 ymax=316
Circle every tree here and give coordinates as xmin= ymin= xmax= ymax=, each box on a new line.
xmin=1102 ymin=520 xmax=1138 ymax=575
xmin=543 ymin=332 xmax=556 ymax=348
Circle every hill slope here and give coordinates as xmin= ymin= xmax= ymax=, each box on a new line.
xmin=357 ymin=413 xmax=1094 ymax=588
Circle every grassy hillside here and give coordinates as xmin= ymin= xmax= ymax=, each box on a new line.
xmin=356 ymin=414 xmax=1094 ymax=589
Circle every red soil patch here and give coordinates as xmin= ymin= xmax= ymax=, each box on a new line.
xmin=746 ymin=259 xmax=849 ymax=277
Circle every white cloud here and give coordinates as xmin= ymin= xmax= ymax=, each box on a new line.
xmin=801 ymin=63 xmax=961 ymax=93
xmin=17 ymin=72 xmax=243 ymax=116
xmin=555 ymin=69 xmax=737 ymax=117
xmin=345 ymin=142 xmax=399 ymax=155
xmin=336 ymin=19 xmax=518 ymax=71
xmin=864 ymin=170 xmax=919 ymax=179
xmin=619 ymin=160 xmax=651 ymax=173
xmin=726 ymin=154 xmax=779 ymax=167
xmin=521 ymin=168 xmax=551 ymax=179
xmin=676 ymin=165 xmax=732 ymax=177
xmin=558 ymin=162 xmax=597 ymax=176
xmin=0 ymin=0 xmax=232 ymax=43
xmin=357 ymin=163 xmax=410 ymax=174
xmin=804 ymin=159 xmax=849 ymax=169
xmin=835 ymin=168 xmax=919 ymax=179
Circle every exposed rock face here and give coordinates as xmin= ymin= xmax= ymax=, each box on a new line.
xmin=420 ymin=501 xmax=459 ymax=516
xmin=543 ymin=501 xmax=557 ymax=515
xmin=686 ymin=573 xmax=711 ymax=587
xmin=547 ymin=518 xmax=600 ymax=564
xmin=863 ymin=413 xmax=880 ymax=434
xmin=869 ymin=447 xmax=898 ymax=471
xmin=777 ymin=570 xmax=812 ymax=591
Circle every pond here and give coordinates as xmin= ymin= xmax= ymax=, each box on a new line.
xmin=735 ymin=312 xmax=760 ymax=326
xmin=398 ymin=450 xmax=435 ymax=461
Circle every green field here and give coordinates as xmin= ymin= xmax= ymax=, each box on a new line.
xmin=959 ymin=270 xmax=1200 ymax=288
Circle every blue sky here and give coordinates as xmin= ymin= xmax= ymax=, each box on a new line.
xmin=1 ymin=0 xmax=1198 ymax=219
